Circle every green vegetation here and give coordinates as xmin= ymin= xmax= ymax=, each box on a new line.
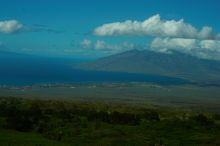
xmin=0 ymin=97 xmax=220 ymax=146
xmin=0 ymin=129 xmax=71 ymax=146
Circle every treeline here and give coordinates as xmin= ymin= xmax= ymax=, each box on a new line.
xmin=0 ymin=97 xmax=159 ymax=131
xmin=0 ymin=97 xmax=220 ymax=145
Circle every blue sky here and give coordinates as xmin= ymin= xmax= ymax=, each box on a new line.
xmin=0 ymin=0 xmax=220 ymax=59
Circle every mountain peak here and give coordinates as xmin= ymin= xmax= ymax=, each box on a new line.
xmin=77 ymin=49 xmax=220 ymax=83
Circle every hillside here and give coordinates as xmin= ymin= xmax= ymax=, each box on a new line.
xmin=77 ymin=49 xmax=220 ymax=83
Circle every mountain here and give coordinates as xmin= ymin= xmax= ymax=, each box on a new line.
xmin=76 ymin=49 xmax=220 ymax=83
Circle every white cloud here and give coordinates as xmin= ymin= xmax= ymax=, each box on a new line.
xmin=151 ymin=37 xmax=220 ymax=60
xmin=94 ymin=14 xmax=219 ymax=40
xmin=79 ymin=38 xmax=220 ymax=60
xmin=95 ymin=40 xmax=106 ymax=50
xmin=80 ymin=39 xmax=92 ymax=48
xmin=80 ymin=39 xmax=134 ymax=53
xmin=198 ymin=26 xmax=213 ymax=40
xmin=151 ymin=38 xmax=197 ymax=51
xmin=0 ymin=20 xmax=24 ymax=34
xmin=94 ymin=40 xmax=134 ymax=52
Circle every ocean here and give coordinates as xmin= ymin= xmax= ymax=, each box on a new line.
xmin=0 ymin=52 xmax=189 ymax=86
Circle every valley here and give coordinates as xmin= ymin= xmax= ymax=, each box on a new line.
xmin=1 ymin=82 xmax=220 ymax=113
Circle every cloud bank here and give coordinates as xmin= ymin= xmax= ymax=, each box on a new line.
xmin=94 ymin=14 xmax=219 ymax=40
xmin=151 ymin=38 xmax=220 ymax=60
xmin=80 ymin=39 xmax=134 ymax=53
xmin=0 ymin=20 xmax=24 ymax=34
xmin=92 ymin=14 xmax=220 ymax=60
xmin=80 ymin=38 xmax=220 ymax=60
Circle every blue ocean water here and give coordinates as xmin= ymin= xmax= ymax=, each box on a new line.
xmin=0 ymin=52 xmax=189 ymax=86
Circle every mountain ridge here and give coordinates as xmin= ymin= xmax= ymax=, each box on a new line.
xmin=76 ymin=49 xmax=220 ymax=83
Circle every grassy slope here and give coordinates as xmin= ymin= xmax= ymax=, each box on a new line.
xmin=0 ymin=129 xmax=70 ymax=146
xmin=1 ymin=97 xmax=220 ymax=146
xmin=1 ymin=122 xmax=220 ymax=146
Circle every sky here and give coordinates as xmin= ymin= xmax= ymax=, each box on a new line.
xmin=0 ymin=0 xmax=220 ymax=59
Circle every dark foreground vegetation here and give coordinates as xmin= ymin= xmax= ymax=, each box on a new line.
xmin=0 ymin=97 xmax=220 ymax=146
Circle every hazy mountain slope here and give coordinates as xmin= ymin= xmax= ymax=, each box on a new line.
xmin=77 ymin=49 xmax=220 ymax=83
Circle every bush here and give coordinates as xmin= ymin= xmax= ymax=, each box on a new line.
xmin=193 ymin=114 xmax=214 ymax=127
xmin=142 ymin=110 xmax=160 ymax=121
